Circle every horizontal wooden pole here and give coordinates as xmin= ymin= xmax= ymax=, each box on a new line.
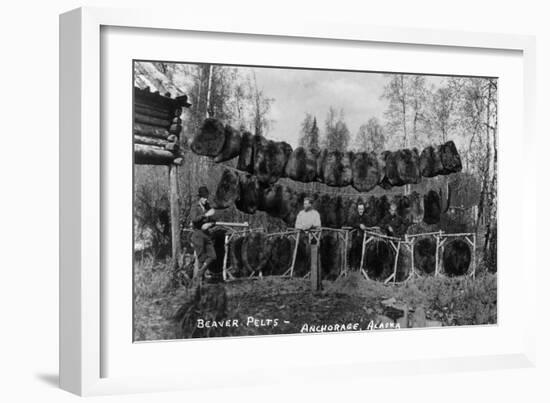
xmin=134 ymin=135 xmax=169 ymax=148
xmin=133 ymin=122 xmax=170 ymax=139
xmin=134 ymin=100 xmax=174 ymax=114
xmin=134 ymin=104 xmax=173 ymax=120
xmin=134 ymin=144 xmax=177 ymax=165
xmin=134 ymin=113 xmax=171 ymax=128
xmin=215 ymin=222 xmax=249 ymax=227
xmin=439 ymin=233 xmax=475 ymax=238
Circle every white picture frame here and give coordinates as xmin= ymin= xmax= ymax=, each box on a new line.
xmin=60 ymin=6 xmax=537 ymax=396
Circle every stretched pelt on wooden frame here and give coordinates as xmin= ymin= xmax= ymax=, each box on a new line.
xmin=265 ymin=236 xmax=294 ymax=276
xmin=423 ymin=190 xmax=441 ymax=225
xmin=213 ymin=169 xmax=240 ymax=209
xmin=241 ymin=232 xmax=271 ymax=276
xmin=442 ymin=239 xmax=471 ymax=277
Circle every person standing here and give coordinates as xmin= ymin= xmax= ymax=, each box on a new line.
xmin=348 ymin=202 xmax=374 ymax=270
xmin=380 ymin=201 xmax=410 ymax=237
xmin=189 ymin=186 xmax=221 ymax=284
xmin=294 ymin=196 xmax=322 ymax=290
xmin=294 ymin=196 xmax=322 ymax=230
xmin=351 ymin=202 xmax=376 ymax=231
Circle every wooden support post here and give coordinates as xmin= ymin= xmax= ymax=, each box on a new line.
xmin=411 ymin=241 xmax=415 ymax=279
xmin=290 ymin=231 xmax=300 ymax=277
xmin=169 ymin=164 xmax=181 ymax=271
xmin=222 ymin=233 xmax=230 ymax=281
xmin=359 ymin=230 xmax=367 ymax=274
xmin=472 ymin=233 xmax=476 ymax=279
xmin=342 ymin=230 xmax=350 ymax=277
xmin=307 ymin=230 xmax=322 ymax=292
xmin=310 ymin=242 xmax=321 ymax=292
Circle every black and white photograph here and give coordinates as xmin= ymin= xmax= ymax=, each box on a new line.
xmin=133 ymin=60 xmax=498 ymax=341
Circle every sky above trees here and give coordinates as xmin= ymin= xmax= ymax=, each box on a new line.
xmin=248 ymin=66 xmax=446 ymax=146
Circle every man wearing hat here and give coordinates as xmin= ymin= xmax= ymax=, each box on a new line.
xmin=189 ymin=186 xmax=220 ymax=284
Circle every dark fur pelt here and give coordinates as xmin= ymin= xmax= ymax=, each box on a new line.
xmin=392 ymin=194 xmax=411 ymax=219
xmin=332 ymin=196 xmax=346 ymax=228
xmin=383 ymin=151 xmax=402 ymax=186
xmin=213 ymin=169 xmax=240 ymax=209
xmin=364 ymin=240 xmax=395 ymax=280
xmin=320 ymin=231 xmax=342 ymax=280
xmin=277 ymin=185 xmax=296 ymax=222
xmin=258 ymin=183 xmax=282 ymax=215
xmin=351 ymin=152 xmax=380 ymax=192
xmin=236 ymin=132 xmax=255 ymax=173
xmin=439 ymin=141 xmax=462 ymax=174
xmin=396 ymin=148 xmax=421 ymax=184
xmin=377 ymin=151 xmax=392 ymax=189
xmin=316 ymin=149 xmax=328 ymax=182
xmin=365 ymin=196 xmax=379 ymax=226
xmin=413 ymin=237 xmax=437 ymax=275
xmin=285 ymin=147 xmax=319 ymax=182
xmin=319 ymin=194 xmax=345 ymax=228
xmin=423 ymin=190 xmax=442 ymax=225
xmin=375 ymin=195 xmax=391 ymax=225
xmin=341 ymin=197 xmax=358 ymax=227
xmin=384 ymin=149 xmax=421 ymax=186
xmin=229 ymin=236 xmax=245 ymax=277
xmin=442 ymin=239 xmax=471 ymax=276
xmin=314 ymin=194 xmax=332 ymax=227
xmin=214 ymin=125 xmax=242 ymax=163
xmin=191 ymin=118 xmax=226 ymax=157
xmin=284 ymin=190 xmax=305 ymax=227
xmin=408 ymin=191 xmax=424 ymax=223
xmin=241 ymin=232 xmax=271 ymax=275
xmin=395 ymin=247 xmax=412 ymax=282
xmin=319 ymin=151 xmax=353 ymax=187
xmin=419 ymin=145 xmax=444 ymax=177
xmin=265 ymin=236 xmax=293 ymax=275
xmin=315 ymin=194 xmax=344 ymax=228
xmin=235 ymin=173 xmax=261 ymax=214
xmin=315 ymin=195 xmax=345 ymax=228
xmin=253 ymin=139 xmax=292 ymax=185
xmin=259 ymin=183 xmax=295 ymax=221
xmin=348 ymin=230 xmax=364 ymax=270
xmin=293 ymin=236 xmax=310 ymax=277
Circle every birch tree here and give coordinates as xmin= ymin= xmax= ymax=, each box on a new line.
xmin=354 ymin=117 xmax=385 ymax=154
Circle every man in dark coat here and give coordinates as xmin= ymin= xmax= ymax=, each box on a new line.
xmin=189 ymin=186 xmax=221 ymax=284
xmin=380 ymin=201 xmax=410 ymax=237
xmin=351 ymin=202 xmax=376 ymax=231
xmin=348 ymin=202 xmax=375 ymax=270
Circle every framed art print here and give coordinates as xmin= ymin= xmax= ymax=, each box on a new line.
xmin=60 ymin=7 xmax=537 ymax=396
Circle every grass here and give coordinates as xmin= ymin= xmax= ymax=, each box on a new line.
xmin=134 ymin=257 xmax=497 ymax=341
